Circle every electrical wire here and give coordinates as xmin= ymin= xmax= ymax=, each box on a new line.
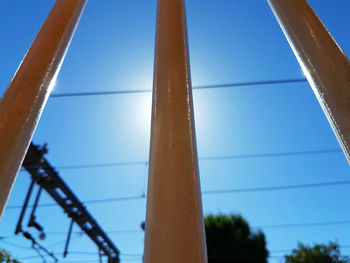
xmin=0 ymin=239 xmax=33 ymax=250
xmin=6 ymin=180 xmax=350 ymax=209
xmin=13 ymin=246 xmax=350 ymax=261
xmin=17 ymin=253 xmax=142 ymax=261
xmin=45 ymin=230 xmax=142 ymax=235
xmin=46 ymin=236 xmax=81 ymax=248
xmin=39 ymin=219 xmax=350 ymax=236
xmin=57 ymin=161 xmax=147 ymax=170
xmin=253 ymin=219 xmax=350 ymax=229
xmin=199 ymin=149 xmax=342 ymax=161
xmin=32 ymin=245 xmax=46 ymax=263
xmin=50 ymin=78 xmax=308 ymax=98
xmin=58 ymin=251 xmax=143 ymax=257
xmin=0 ymin=235 xmax=18 ymax=240
xmin=268 ymin=254 xmax=350 ymax=259
xmin=202 ymin=180 xmax=350 ymax=195
xmin=54 ymin=148 xmax=341 ymax=170
xmin=269 ymin=245 xmax=350 ymax=254
xmin=6 ymin=234 xmax=350 ymax=261
xmin=17 ymin=253 xmax=47 ymax=260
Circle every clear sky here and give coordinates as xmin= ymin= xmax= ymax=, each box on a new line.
xmin=0 ymin=0 xmax=350 ymax=263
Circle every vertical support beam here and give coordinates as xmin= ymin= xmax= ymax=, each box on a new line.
xmin=144 ymin=0 xmax=207 ymax=262
xmin=268 ymin=0 xmax=350 ymax=163
xmin=15 ymin=179 xmax=35 ymax=234
xmin=0 ymin=0 xmax=87 ymax=217
xmin=63 ymin=219 xmax=74 ymax=257
xmin=28 ymin=186 xmax=44 ymax=234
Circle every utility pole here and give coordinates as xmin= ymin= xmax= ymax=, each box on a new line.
xmin=0 ymin=0 xmax=87 ymax=218
xmin=143 ymin=0 xmax=207 ymax=262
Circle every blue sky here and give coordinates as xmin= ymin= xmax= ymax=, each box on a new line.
xmin=0 ymin=0 xmax=350 ymax=262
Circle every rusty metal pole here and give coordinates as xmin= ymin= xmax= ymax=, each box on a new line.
xmin=0 ymin=0 xmax=86 ymax=218
xmin=268 ymin=0 xmax=350 ymax=163
xmin=143 ymin=0 xmax=207 ymax=262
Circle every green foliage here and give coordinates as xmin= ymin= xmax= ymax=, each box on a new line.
xmin=0 ymin=249 xmax=20 ymax=263
xmin=204 ymin=214 xmax=268 ymax=263
xmin=285 ymin=242 xmax=350 ymax=263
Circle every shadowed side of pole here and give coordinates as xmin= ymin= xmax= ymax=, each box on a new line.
xmin=0 ymin=0 xmax=87 ymax=218
xmin=268 ymin=0 xmax=350 ymax=164
xmin=143 ymin=0 xmax=207 ymax=262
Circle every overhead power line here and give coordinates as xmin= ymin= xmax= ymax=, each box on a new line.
xmin=57 ymin=161 xmax=147 ymax=170
xmin=17 ymin=254 xmax=142 ymax=262
xmin=15 ymin=246 xmax=350 ymax=261
xmin=202 ymin=180 xmax=350 ymax=195
xmin=6 ymin=195 xmax=144 ymax=209
xmin=16 ymin=254 xmax=45 ymax=260
xmin=8 ymin=243 xmax=350 ymax=260
xmin=269 ymin=254 xmax=350 ymax=259
xmin=20 ymin=259 xmax=141 ymax=263
xmin=6 ymin=180 xmax=350 ymax=210
xmin=16 ymin=251 xmax=143 ymax=260
xmin=50 ymin=78 xmax=308 ymax=98
xmin=44 ymin=230 xmax=142 ymax=235
xmin=60 ymin=251 xmax=143 ymax=257
xmin=4 ymin=218 xmax=348 ymax=238
xmin=0 ymin=239 xmax=33 ymax=250
xmin=269 ymin=245 xmax=350 ymax=254
xmin=37 ymin=219 xmax=350 ymax=236
xmin=199 ymin=149 xmax=341 ymax=161
xmin=54 ymin=148 xmax=341 ymax=170
xmin=253 ymin=219 xmax=350 ymax=229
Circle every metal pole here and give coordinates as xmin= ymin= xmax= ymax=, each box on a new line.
xmin=0 ymin=0 xmax=87 ymax=218
xmin=99 ymin=249 xmax=103 ymax=263
xmin=28 ymin=186 xmax=45 ymax=235
xmin=15 ymin=179 xmax=35 ymax=234
xmin=63 ymin=219 xmax=74 ymax=257
xmin=267 ymin=0 xmax=350 ymax=163
xmin=143 ymin=0 xmax=207 ymax=262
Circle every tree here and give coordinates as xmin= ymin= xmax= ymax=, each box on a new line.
xmin=0 ymin=249 xmax=20 ymax=263
xmin=204 ymin=214 xmax=268 ymax=263
xmin=284 ymin=242 xmax=350 ymax=263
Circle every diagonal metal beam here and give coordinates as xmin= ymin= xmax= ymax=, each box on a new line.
xmin=0 ymin=0 xmax=87 ymax=218
xmin=23 ymin=143 xmax=119 ymax=262
xmin=268 ymin=0 xmax=350 ymax=164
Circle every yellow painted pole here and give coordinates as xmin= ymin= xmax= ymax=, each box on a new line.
xmin=143 ymin=0 xmax=207 ymax=262
xmin=0 ymin=0 xmax=86 ymax=218
xmin=268 ymin=0 xmax=350 ymax=163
